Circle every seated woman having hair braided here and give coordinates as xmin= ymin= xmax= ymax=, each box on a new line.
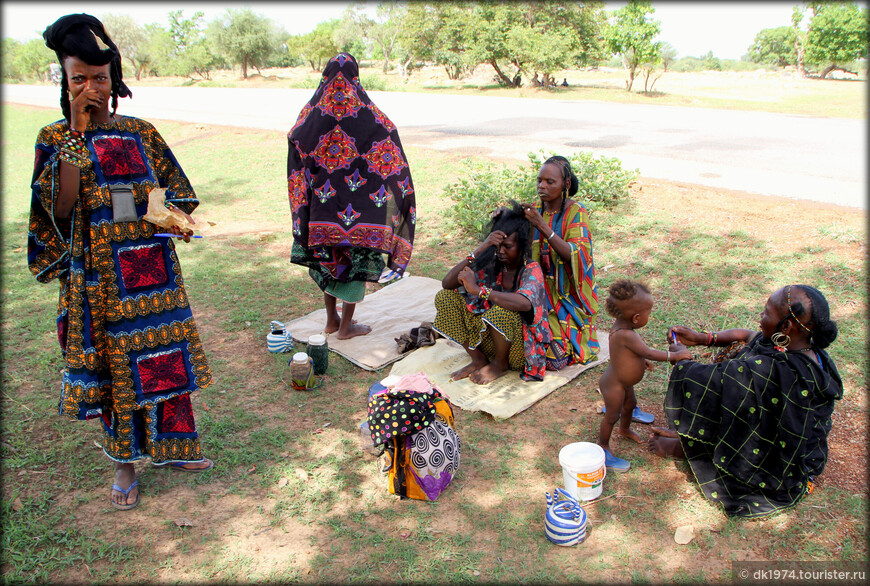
xmin=651 ymin=285 xmax=842 ymax=518
xmin=433 ymin=202 xmax=552 ymax=385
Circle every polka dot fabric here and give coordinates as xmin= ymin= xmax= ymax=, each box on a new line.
xmin=367 ymin=389 xmax=436 ymax=447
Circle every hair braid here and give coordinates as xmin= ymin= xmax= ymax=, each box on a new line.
xmin=794 ymin=285 xmax=838 ymax=349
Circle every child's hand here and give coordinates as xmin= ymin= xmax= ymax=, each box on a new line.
xmin=668 ymin=344 xmax=693 ymax=363
xmin=668 ymin=326 xmax=704 ymax=346
xmin=645 ymin=359 xmax=655 ymax=371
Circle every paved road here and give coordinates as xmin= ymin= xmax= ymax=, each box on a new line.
xmin=4 ymin=84 xmax=865 ymax=209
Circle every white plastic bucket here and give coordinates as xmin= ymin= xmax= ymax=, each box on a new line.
xmin=559 ymin=442 xmax=606 ymax=501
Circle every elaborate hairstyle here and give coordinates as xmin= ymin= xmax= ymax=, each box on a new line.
xmin=542 ymin=155 xmax=579 ymax=214
xmin=472 ymin=200 xmax=532 ymax=288
xmin=43 ymin=13 xmax=132 ymax=121
xmin=785 ymin=285 xmax=838 ymax=349
xmin=604 ymin=279 xmax=650 ymax=319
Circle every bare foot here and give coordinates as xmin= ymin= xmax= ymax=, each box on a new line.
xmin=110 ymin=462 xmax=139 ymax=508
xmin=325 ymin=319 xmax=358 ymax=334
xmin=469 ymin=362 xmax=508 ymax=385
xmin=337 ymin=323 xmax=372 ymax=339
xmin=450 ymin=359 xmax=486 ymax=381
xmin=648 ymin=429 xmax=683 ymax=459
xmin=325 ymin=313 xmax=341 ymax=334
xmin=650 ymin=426 xmax=679 ymax=438
xmin=616 ymin=427 xmax=643 ymax=443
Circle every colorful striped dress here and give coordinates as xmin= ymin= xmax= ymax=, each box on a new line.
xmin=530 ymin=200 xmax=600 ymax=366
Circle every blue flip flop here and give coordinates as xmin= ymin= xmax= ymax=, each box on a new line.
xmin=603 ymin=449 xmax=631 ymax=472
xmin=110 ymin=479 xmax=140 ymax=510
xmin=600 ymin=405 xmax=655 ymax=424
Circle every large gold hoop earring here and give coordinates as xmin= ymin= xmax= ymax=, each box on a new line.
xmin=771 ymin=331 xmax=790 ymax=351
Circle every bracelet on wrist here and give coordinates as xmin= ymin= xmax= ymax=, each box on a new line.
xmin=547 ymin=230 xmax=556 ymax=240
xmin=704 ymin=331 xmax=713 ymax=346
xmin=478 ymin=285 xmax=491 ymax=301
xmin=466 ymin=251 xmax=476 ymax=264
xmin=667 ymin=351 xmax=672 ymax=361
xmin=711 ymin=331 xmax=718 ymax=345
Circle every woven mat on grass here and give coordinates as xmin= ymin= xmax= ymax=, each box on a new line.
xmin=284 ymin=276 xmax=440 ymax=371
xmin=388 ymin=336 xmax=610 ymax=419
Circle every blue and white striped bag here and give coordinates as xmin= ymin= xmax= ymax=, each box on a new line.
xmin=545 ymin=487 xmax=587 ymax=546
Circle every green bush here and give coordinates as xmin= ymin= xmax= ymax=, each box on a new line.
xmin=358 ymin=74 xmax=387 ymax=91
xmin=445 ymin=150 xmax=638 ymax=237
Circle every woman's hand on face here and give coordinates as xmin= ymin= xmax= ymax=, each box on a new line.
xmin=457 ymin=266 xmax=478 ymax=294
xmin=69 ymin=88 xmax=104 ymax=132
xmin=482 ymin=230 xmax=507 ymax=250
xmin=668 ymin=326 xmax=703 ymax=346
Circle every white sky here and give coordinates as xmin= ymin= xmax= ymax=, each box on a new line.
xmin=2 ymin=1 xmax=797 ymax=60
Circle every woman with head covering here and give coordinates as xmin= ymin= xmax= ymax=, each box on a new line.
xmin=650 ymin=285 xmax=843 ymax=518
xmin=288 ymin=53 xmax=416 ymax=339
xmin=29 ymin=14 xmax=213 ymax=511
xmin=521 ymin=156 xmax=600 ymax=370
xmin=433 ymin=202 xmax=551 ymax=385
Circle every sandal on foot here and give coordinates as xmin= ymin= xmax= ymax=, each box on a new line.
xmin=603 ymin=449 xmax=631 ymax=473
xmin=110 ymin=479 xmax=140 ymax=511
xmin=600 ymin=405 xmax=655 ymax=424
xmin=154 ymin=458 xmax=213 ymax=473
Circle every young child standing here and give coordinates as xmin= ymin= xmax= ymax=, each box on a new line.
xmin=597 ymin=280 xmax=691 ymax=472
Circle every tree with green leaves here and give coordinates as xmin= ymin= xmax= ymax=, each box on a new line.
xmin=396 ymin=2 xmax=475 ymax=79
xmin=748 ymin=26 xmax=797 ymax=67
xmin=604 ymin=0 xmax=661 ymax=92
xmin=101 ymin=14 xmax=150 ymax=80
xmin=166 ymin=10 xmax=221 ymax=79
xmin=210 ymin=8 xmax=277 ymax=79
xmin=804 ymin=1 xmax=868 ymax=78
xmin=3 ymin=38 xmax=56 ymax=81
xmin=287 ymin=20 xmax=341 ymax=71
xmin=640 ymin=41 xmax=676 ymax=92
xmin=466 ymin=1 xmax=606 ymax=89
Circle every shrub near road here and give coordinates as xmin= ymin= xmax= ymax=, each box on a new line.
xmin=1 ymin=103 xmax=865 ymax=583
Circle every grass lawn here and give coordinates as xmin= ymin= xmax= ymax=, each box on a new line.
xmin=1 ymin=101 xmax=866 ymax=583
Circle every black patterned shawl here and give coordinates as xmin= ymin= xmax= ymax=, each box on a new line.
xmin=287 ymin=53 xmax=415 ymax=285
xmin=665 ymin=333 xmax=843 ymax=518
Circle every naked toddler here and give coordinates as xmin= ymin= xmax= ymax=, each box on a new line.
xmin=597 ymin=280 xmax=691 ymax=472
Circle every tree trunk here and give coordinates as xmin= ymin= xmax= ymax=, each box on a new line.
xmin=242 ymin=58 xmax=248 ymax=79
xmin=819 ymin=64 xmax=857 ymax=79
xmin=793 ymin=34 xmax=807 ymax=77
xmin=487 ymin=59 xmax=518 ymax=87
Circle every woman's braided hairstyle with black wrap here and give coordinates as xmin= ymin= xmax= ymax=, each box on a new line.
xmin=43 ymin=13 xmax=132 ymax=122
xmin=788 ymin=285 xmax=838 ymax=349
xmin=543 ymin=155 xmax=579 ymax=214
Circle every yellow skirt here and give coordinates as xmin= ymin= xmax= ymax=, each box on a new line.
xmin=432 ymin=289 xmax=524 ymax=371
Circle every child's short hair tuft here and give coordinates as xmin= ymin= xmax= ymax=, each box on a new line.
xmin=605 ymin=279 xmax=650 ymax=318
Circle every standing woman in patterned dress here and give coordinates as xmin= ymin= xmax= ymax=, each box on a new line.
xmin=287 ymin=53 xmax=416 ymax=339
xmin=521 ymin=156 xmax=600 ymax=369
xmin=29 ymin=14 xmax=213 ymax=511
